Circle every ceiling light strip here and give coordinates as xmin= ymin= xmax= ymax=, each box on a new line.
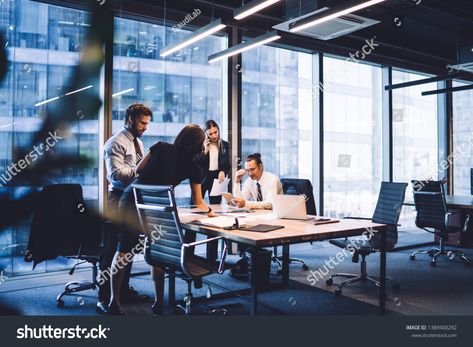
xmin=208 ymin=31 xmax=281 ymax=64
xmin=160 ymin=19 xmax=226 ymax=57
xmin=234 ymin=0 xmax=281 ymax=20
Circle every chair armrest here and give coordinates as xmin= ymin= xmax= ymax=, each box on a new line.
xmin=182 ymin=236 xmax=224 ymax=248
xmin=181 ymin=236 xmax=228 ymax=275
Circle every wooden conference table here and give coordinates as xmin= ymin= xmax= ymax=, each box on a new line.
xmin=178 ymin=207 xmax=387 ymax=316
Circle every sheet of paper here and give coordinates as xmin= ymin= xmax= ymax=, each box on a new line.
xmin=209 ymin=177 xmax=230 ymax=196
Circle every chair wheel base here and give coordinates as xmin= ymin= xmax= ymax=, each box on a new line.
xmin=409 ymin=255 xmax=415 ymax=261
xmin=326 ymin=278 xmax=333 ymax=286
xmin=56 ymin=299 xmax=65 ymax=308
xmin=302 ymin=264 xmax=309 ymax=271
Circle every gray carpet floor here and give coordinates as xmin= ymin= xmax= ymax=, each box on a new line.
xmin=1 ymin=229 xmax=473 ymax=315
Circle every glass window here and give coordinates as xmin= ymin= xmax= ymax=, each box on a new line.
xmin=392 ymin=70 xmax=438 ymax=226
xmin=112 ymin=16 xmax=227 ymax=202
xmin=323 ymin=56 xmax=383 ymax=218
xmin=241 ymin=45 xmax=313 ymax=181
xmin=0 ymin=1 xmax=98 ymax=276
xmin=452 ymin=81 xmax=473 ymax=195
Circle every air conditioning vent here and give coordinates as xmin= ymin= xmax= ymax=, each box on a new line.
xmin=274 ymin=7 xmax=380 ymax=41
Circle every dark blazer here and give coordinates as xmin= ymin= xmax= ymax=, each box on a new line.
xmin=197 ymin=140 xmax=231 ymax=181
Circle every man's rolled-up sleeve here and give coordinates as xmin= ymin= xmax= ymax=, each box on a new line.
xmin=104 ymin=142 xmax=136 ymax=183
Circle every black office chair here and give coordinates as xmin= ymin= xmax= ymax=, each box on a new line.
xmin=271 ymin=178 xmax=316 ymax=273
xmin=409 ymin=182 xmax=471 ymax=267
xmin=326 ymin=182 xmax=407 ymax=295
xmin=133 ymin=184 xmax=228 ymax=315
xmin=27 ymin=184 xmax=111 ymax=307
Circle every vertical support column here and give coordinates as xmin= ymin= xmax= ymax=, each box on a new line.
xmin=439 ymin=80 xmax=452 ymax=193
xmin=227 ymin=25 xmax=242 ymax=184
xmin=227 ymin=25 xmax=242 ymax=255
xmin=382 ymin=67 xmax=393 ymax=182
xmin=313 ymin=53 xmax=323 ymax=214
xmin=99 ymin=8 xmax=114 ymax=215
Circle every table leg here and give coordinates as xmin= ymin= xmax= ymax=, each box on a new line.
xmin=282 ymin=244 xmax=289 ymax=286
xmin=168 ymin=271 xmax=175 ymax=307
xmin=379 ymin=227 xmax=387 ymax=315
xmin=249 ymin=247 xmax=258 ymax=316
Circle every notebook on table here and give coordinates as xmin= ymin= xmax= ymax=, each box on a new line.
xmin=239 ymin=224 xmax=285 ymax=232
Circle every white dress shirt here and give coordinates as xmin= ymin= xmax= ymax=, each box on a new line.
xmin=233 ymin=170 xmax=283 ymax=209
xmin=208 ymin=143 xmax=219 ymax=171
xmin=104 ymin=127 xmax=145 ymax=191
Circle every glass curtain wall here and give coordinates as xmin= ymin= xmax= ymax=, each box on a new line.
xmin=452 ymin=81 xmax=473 ymax=195
xmin=241 ymin=45 xmax=313 ymax=181
xmin=392 ymin=70 xmax=438 ymax=227
xmin=112 ymin=16 xmax=227 ymax=202
xmin=323 ymin=56 xmax=383 ymax=218
xmin=0 ymin=0 xmax=98 ymax=275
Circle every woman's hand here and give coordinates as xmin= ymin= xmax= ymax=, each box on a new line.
xmin=218 ymin=171 xmax=225 ymax=183
xmin=203 ymin=136 xmax=211 ymax=155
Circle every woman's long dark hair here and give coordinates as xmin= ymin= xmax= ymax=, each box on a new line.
xmin=174 ymin=124 xmax=206 ymax=158
xmin=203 ymin=119 xmax=221 ymax=150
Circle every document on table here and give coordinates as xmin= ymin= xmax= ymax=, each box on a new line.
xmin=195 ymin=216 xmax=247 ymax=228
xmin=209 ymin=177 xmax=230 ymax=196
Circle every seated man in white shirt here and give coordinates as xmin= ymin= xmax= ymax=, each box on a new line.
xmin=233 ymin=153 xmax=283 ymax=209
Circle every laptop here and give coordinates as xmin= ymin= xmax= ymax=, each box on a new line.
xmin=272 ymin=195 xmax=312 ymax=220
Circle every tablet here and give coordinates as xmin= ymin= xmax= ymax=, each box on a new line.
xmin=221 ymin=192 xmax=237 ymax=207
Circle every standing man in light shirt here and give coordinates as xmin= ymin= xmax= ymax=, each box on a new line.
xmin=99 ymin=103 xmax=152 ymax=314
xmin=232 ymin=153 xmax=283 ymax=209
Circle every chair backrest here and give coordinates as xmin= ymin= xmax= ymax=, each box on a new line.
xmin=370 ymin=182 xmax=408 ymax=249
xmin=133 ymin=184 xmax=185 ymax=270
xmin=280 ymin=178 xmax=317 ymax=215
xmin=411 ymin=180 xmax=443 ymax=192
xmin=413 ymin=184 xmax=449 ymax=232
xmin=28 ymin=184 xmax=88 ymax=266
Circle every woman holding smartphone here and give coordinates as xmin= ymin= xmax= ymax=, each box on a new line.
xmin=197 ymin=120 xmax=231 ymax=204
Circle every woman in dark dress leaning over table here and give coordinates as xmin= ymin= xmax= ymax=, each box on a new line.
xmin=108 ymin=124 xmax=216 ymax=315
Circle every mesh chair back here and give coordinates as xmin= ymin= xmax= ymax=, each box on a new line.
xmin=281 ymin=178 xmax=317 ymax=215
xmin=370 ymin=182 xmax=407 ymax=249
xmin=133 ymin=184 xmax=185 ymax=269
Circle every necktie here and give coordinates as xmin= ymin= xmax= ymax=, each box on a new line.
xmin=257 ymin=182 xmax=263 ymax=202
xmin=133 ymin=137 xmax=143 ymax=162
